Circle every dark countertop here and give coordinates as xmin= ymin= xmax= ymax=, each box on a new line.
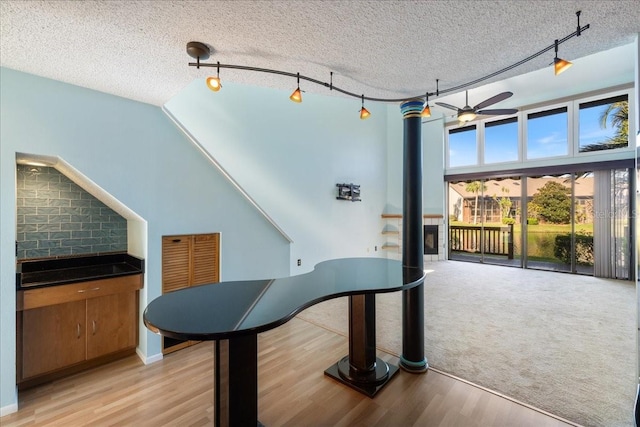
xmin=144 ymin=257 xmax=425 ymax=341
xmin=17 ymin=253 xmax=144 ymax=290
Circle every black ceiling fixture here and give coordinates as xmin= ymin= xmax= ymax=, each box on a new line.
xmin=185 ymin=11 xmax=589 ymax=119
xmin=435 ymin=90 xmax=519 ymax=123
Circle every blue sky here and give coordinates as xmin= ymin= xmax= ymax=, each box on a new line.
xmin=448 ymin=127 xmax=477 ymax=167
xmin=526 ymin=111 xmax=568 ymax=159
xmin=578 ymin=103 xmax=620 ymax=150
xmin=485 ymin=120 xmax=518 ymax=163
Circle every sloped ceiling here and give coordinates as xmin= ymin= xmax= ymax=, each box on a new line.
xmin=1 ymin=1 xmax=639 ymax=110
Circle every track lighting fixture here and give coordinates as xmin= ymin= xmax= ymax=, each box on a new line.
xmin=421 ymin=93 xmax=431 ymax=118
xmin=185 ymin=12 xmax=589 ymax=117
xmin=553 ymin=39 xmax=572 ymax=75
xmin=290 ymin=72 xmax=302 ymax=103
xmin=359 ymin=95 xmax=371 ymax=120
xmin=206 ymin=61 xmax=222 ymax=92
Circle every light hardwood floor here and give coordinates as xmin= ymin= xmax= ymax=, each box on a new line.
xmin=2 ymin=317 xmax=576 ymax=427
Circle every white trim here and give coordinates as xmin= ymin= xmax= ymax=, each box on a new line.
xmin=0 ymin=402 xmax=18 ymax=417
xmin=137 ymin=348 xmax=163 ymax=365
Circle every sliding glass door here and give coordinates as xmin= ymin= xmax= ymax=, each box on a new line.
xmin=448 ymin=177 xmax=521 ymax=267
xmin=524 ymin=174 xmax=594 ymax=274
xmin=448 ymin=168 xmax=631 ymax=279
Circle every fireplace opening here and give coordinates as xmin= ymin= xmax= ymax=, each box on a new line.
xmin=424 ymin=225 xmax=438 ymax=255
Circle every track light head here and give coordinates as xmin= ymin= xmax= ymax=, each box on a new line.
xmin=359 ymin=95 xmax=371 ymax=119
xmin=553 ymin=39 xmax=572 ymax=75
xmin=290 ymin=72 xmax=302 ymax=103
xmin=421 ymin=93 xmax=431 ymax=117
xmin=206 ymin=76 xmax=222 ymax=92
xmin=290 ymin=88 xmax=302 ymax=103
xmin=206 ymin=61 xmax=222 ymax=92
xmin=554 ymin=57 xmax=573 ymax=75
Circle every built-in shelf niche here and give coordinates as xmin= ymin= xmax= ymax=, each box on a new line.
xmin=380 ymin=214 xmax=445 ymax=261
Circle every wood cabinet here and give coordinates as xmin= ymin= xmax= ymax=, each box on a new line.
xmin=162 ymin=233 xmax=220 ymax=353
xmin=22 ymin=300 xmax=86 ymax=379
xmin=17 ymin=274 xmax=142 ymax=388
xmin=86 ymin=292 xmax=137 ymax=360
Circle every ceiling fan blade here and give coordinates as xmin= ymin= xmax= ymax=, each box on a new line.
xmin=473 ymin=91 xmax=513 ymax=110
xmin=435 ymin=102 xmax=460 ymax=111
xmin=476 ymin=108 xmax=519 ymax=116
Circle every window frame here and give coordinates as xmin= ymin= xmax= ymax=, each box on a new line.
xmin=523 ymin=102 xmax=572 ymax=161
xmin=573 ymin=89 xmax=633 ymax=157
xmin=446 ymin=123 xmax=479 ymax=169
xmin=482 ymin=115 xmax=521 ymax=166
xmin=444 ymin=86 xmax=635 ymax=173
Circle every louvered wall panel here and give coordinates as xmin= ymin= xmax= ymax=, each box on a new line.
xmin=192 ymin=234 xmax=220 ymax=286
xmin=162 ymin=236 xmax=191 ymax=293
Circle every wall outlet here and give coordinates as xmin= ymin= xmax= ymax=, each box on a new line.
xmin=375 ymin=246 xmax=378 ymax=251
xmin=297 ymin=259 xmax=301 ymax=266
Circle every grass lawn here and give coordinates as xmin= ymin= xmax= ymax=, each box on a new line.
xmin=450 ymin=221 xmax=593 ymax=234
xmin=450 ymin=221 xmax=594 ymax=263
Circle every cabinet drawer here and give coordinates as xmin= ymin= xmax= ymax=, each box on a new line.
xmin=18 ymin=274 xmax=143 ymax=311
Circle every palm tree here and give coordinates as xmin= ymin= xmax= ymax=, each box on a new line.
xmin=582 ymin=101 xmax=628 ymax=152
xmin=465 ymin=181 xmax=486 ymax=224
xmin=600 ymin=101 xmax=628 ymax=146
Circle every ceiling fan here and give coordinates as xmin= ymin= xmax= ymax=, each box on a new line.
xmin=435 ymin=91 xmax=518 ymax=123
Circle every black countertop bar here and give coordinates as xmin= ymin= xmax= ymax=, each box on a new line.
xmin=144 ymin=257 xmax=425 ymax=341
xmin=16 ymin=253 xmax=144 ymax=290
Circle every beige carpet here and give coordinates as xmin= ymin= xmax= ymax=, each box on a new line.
xmin=296 ymin=260 xmax=636 ymax=427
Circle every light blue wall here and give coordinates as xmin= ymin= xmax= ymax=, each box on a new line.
xmin=385 ymin=109 xmax=446 ymax=215
xmin=0 ymin=68 xmax=290 ymax=411
xmin=422 ymin=117 xmax=446 ymax=215
xmin=165 ymin=80 xmax=390 ymax=272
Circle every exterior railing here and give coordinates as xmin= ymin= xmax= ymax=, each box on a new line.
xmin=449 ymin=224 xmax=514 ymax=259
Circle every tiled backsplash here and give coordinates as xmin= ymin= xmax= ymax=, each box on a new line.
xmin=16 ymin=165 xmax=127 ymax=260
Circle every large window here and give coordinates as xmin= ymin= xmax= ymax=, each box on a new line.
xmin=448 ymin=125 xmax=477 ymax=168
xmin=484 ymin=117 xmax=518 ymax=164
xmin=447 ymin=168 xmax=631 ymax=279
xmin=445 ymin=88 xmax=633 ymax=169
xmin=578 ymin=94 xmax=628 ymax=152
xmin=444 ymin=88 xmax=634 ymax=279
xmin=526 ymin=107 xmax=568 ymax=159
xmin=448 ymin=177 xmax=522 ymax=267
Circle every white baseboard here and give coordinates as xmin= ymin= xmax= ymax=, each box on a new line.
xmin=136 ymin=348 xmax=163 ymax=365
xmin=0 ymin=402 xmax=18 ymax=417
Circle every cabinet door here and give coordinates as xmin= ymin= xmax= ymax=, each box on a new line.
xmin=22 ymin=300 xmax=86 ymax=379
xmin=162 ymin=235 xmax=191 ymax=293
xmin=86 ymin=292 xmax=137 ymax=360
xmin=192 ymin=233 xmax=220 ymax=286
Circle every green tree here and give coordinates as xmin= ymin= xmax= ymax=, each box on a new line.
xmin=465 ymin=181 xmax=486 ymax=224
xmin=531 ymin=181 xmax=571 ymax=224
xmin=492 ymin=186 xmax=512 ymax=220
xmin=581 ymin=101 xmax=628 ymax=152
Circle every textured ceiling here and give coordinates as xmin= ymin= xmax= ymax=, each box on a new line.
xmin=1 ymin=1 xmax=639 ymax=108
